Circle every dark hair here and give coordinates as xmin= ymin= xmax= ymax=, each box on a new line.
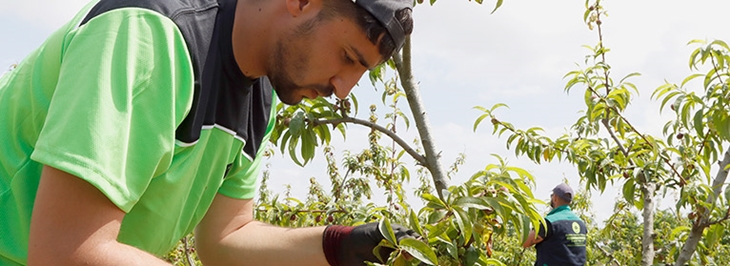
xmin=319 ymin=0 xmax=413 ymax=61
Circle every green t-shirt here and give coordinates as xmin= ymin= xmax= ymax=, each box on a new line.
xmin=0 ymin=1 xmax=275 ymax=264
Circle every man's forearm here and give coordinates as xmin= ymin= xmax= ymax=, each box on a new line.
xmin=196 ymin=221 xmax=329 ymax=266
xmin=521 ymin=230 xmax=543 ymax=248
xmin=28 ymin=166 xmax=171 ymax=266
xmin=29 ymin=240 xmax=170 ymax=265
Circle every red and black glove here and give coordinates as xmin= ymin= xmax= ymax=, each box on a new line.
xmin=322 ymin=222 xmax=419 ymax=266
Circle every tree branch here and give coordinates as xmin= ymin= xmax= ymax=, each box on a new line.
xmin=181 ymin=235 xmax=196 ymax=266
xmin=312 ymin=116 xmax=427 ymax=166
xmin=706 ymin=205 xmax=730 ymax=226
xmin=697 ymin=130 xmax=712 ymax=155
xmin=710 ymin=51 xmax=726 ymax=86
xmin=675 ymin=146 xmax=730 ymax=265
xmin=701 ymin=147 xmax=730 ymax=227
xmin=595 ymin=244 xmax=620 ymax=266
xmin=393 ymin=37 xmax=449 ymax=200
xmin=601 ymin=118 xmax=629 ymax=157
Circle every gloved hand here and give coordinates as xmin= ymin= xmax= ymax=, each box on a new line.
xmin=322 ymin=222 xmax=419 ymax=266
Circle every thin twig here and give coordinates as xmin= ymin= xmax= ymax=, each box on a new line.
xmin=706 ymin=205 xmax=730 ymax=226
xmin=312 ymin=116 xmax=427 ymax=166
xmin=602 ymin=119 xmax=629 ymax=157
xmin=181 ymin=236 xmax=196 ymax=266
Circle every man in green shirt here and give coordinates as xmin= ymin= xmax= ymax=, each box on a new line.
xmin=0 ymin=0 xmax=415 ymax=265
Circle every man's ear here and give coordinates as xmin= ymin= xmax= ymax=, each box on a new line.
xmin=285 ymin=0 xmax=322 ymax=17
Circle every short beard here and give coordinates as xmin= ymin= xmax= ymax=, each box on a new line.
xmin=268 ymin=63 xmax=301 ymax=105
xmin=267 ymin=16 xmax=335 ymax=105
xmin=267 ymin=22 xmax=311 ymax=105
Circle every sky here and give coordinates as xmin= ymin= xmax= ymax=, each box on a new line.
xmin=2 ymin=0 xmax=729 ymax=224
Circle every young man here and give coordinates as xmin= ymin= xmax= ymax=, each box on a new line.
xmin=0 ymin=0 xmax=415 ymax=265
xmin=522 ymin=183 xmax=587 ymax=266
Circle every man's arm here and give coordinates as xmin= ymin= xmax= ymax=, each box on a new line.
xmin=195 ymin=194 xmax=328 ymax=266
xmin=521 ymin=229 xmax=544 ymax=248
xmin=27 ymin=166 xmax=169 ymax=265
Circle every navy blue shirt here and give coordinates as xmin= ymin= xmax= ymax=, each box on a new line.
xmin=535 ymin=205 xmax=587 ymax=266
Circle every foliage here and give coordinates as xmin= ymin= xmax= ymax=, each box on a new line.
xmin=257 ymin=65 xmax=545 ymax=265
xmin=474 ymin=0 xmax=730 ymax=265
xmin=163 ymin=0 xmax=730 ymax=265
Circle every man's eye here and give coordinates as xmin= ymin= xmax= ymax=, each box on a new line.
xmin=344 ymin=52 xmax=355 ymax=64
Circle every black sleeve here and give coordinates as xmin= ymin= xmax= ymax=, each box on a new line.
xmin=536 ymin=219 xmax=552 ymax=240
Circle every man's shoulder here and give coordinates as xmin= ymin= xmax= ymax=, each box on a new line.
xmin=80 ymin=0 xmax=220 ymax=26
xmin=546 ymin=207 xmax=582 ymax=222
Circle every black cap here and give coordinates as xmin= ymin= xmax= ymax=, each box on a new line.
xmin=552 ymin=183 xmax=574 ymax=202
xmin=354 ymin=0 xmax=413 ymax=52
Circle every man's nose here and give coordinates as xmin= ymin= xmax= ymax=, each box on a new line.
xmin=331 ymin=70 xmax=365 ymax=99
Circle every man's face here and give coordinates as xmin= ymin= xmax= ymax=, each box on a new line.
xmin=549 ymin=194 xmax=555 ymax=208
xmin=267 ymin=13 xmax=383 ymax=105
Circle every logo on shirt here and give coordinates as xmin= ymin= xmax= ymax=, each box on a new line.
xmin=567 ymin=221 xmax=587 ymax=247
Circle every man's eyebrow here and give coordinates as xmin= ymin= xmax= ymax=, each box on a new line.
xmin=351 ymin=46 xmax=375 ymax=70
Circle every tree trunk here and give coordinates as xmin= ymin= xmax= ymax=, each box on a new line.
xmin=393 ymin=37 xmax=449 ymax=200
xmin=641 ymin=183 xmax=655 ymax=266
xmin=675 ymin=223 xmax=705 ymax=266
xmin=674 ymin=147 xmax=730 ymax=266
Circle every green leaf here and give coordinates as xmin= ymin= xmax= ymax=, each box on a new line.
xmin=289 ymin=112 xmax=305 ymax=137
xmin=704 ymin=67 xmax=718 ymax=89
xmin=372 ymin=239 xmax=394 ymax=264
xmin=489 ymin=103 xmax=509 ymax=112
xmin=399 ymin=238 xmax=438 ymax=265
xmin=713 ymin=113 xmax=730 ymax=141
xmin=279 ymin=131 xmax=292 ymax=154
xmin=288 ymin=137 xmax=303 ymax=166
xmin=422 ymin=193 xmax=447 ymax=209
xmin=522 ymin=215 xmax=533 ymax=245
xmin=349 ymin=95 xmax=359 ymax=117
xmin=681 ymin=73 xmax=704 ymax=88
xmin=482 ymin=197 xmax=507 ymax=218
xmin=670 ymin=225 xmax=691 ymax=239
xmin=368 ymin=64 xmax=384 ymax=86
xmin=443 ymin=239 xmax=458 ymax=259
xmin=491 ymin=0 xmax=503 ymax=14
xmin=473 ymin=105 xmax=489 ymax=112
xmin=425 ymin=220 xmax=450 ymax=238
xmin=453 ymin=207 xmax=473 ymax=245
xmin=408 ymin=210 xmax=425 ymax=237
xmin=464 ymin=246 xmax=480 ymax=266
xmin=619 ymin=72 xmax=641 ymax=84
xmin=711 ymin=39 xmax=730 ymax=51
xmin=623 ymin=179 xmax=635 ymax=205
xmin=454 ymin=197 xmax=491 ymax=210
xmin=694 ymin=109 xmax=705 ymax=137
xmin=689 ymin=47 xmax=702 ymax=70
xmin=391 ymin=254 xmax=406 ymax=266
xmin=378 ymin=218 xmax=398 ymax=246
xmin=473 ymin=113 xmax=490 ymax=132
xmin=705 ymin=223 xmax=723 ymax=248
xmin=484 ymin=258 xmax=508 ymax=266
